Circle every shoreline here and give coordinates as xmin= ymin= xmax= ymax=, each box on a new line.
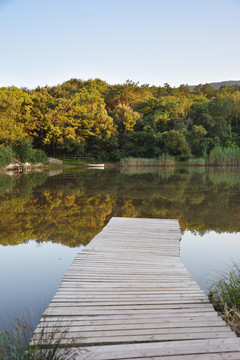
xmin=1 ymin=162 xmax=240 ymax=175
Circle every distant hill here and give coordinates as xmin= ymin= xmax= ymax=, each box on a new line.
xmin=188 ymin=80 xmax=240 ymax=90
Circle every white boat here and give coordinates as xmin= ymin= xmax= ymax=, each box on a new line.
xmin=88 ymin=164 xmax=105 ymax=169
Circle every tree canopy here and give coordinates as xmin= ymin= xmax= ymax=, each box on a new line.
xmin=1 ymin=79 xmax=240 ymax=160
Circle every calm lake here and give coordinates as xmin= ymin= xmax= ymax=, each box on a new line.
xmin=0 ymin=167 xmax=240 ymax=331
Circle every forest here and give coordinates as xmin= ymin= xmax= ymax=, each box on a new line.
xmin=1 ymin=79 xmax=240 ymax=162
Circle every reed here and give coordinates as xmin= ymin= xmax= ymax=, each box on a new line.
xmin=208 ymin=146 xmax=240 ymax=166
xmin=120 ymin=154 xmax=175 ymax=167
xmin=0 ymin=316 xmax=65 ymax=360
xmin=185 ymin=157 xmax=206 ymax=166
xmin=209 ymin=263 xmax=240 ymax=336
xmin=159 ymin=154 xmax=176 ymax=165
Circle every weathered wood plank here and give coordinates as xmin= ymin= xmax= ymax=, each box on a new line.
xmin=35 ymin=321 xmax=229 ymax=332
xmin=55 ymin=339 xmax=240 ymax=360
xmin=54 ymin=338 xmax=240 ymax=360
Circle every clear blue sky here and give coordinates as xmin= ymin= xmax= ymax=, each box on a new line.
xmin=0 ymin=0 xmax=240 ymax=89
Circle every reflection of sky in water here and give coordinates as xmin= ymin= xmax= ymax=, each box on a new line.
xmin=181 ymin=231 xmax=240 ymax=294
xmin=0 ymin=241 xmax=81 ymax=330
xmin=1 ymin=230 xmax=239 ymax=331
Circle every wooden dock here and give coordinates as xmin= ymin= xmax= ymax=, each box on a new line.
xmin=32 ymin=217 xmax=240 ymax=359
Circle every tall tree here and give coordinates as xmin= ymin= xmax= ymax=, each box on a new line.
xmin=112 ymin=103 xmax=141 ymax=139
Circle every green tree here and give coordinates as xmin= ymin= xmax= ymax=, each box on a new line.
xmin=188 ymin=125 xmax=207 ymax=157
xmin=162 ymin=130 xmax=191 ymax=159
xmin=124 ymin=132 xmax=162 ymax=158
xmin=113 ymin=103 xmax=141 ymax=139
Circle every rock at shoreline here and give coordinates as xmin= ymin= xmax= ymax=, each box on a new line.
xmin=46 ymin=157 xmax=63 ymax=165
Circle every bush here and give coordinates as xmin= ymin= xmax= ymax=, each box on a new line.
xmin=12 ymin=139 xmax=47 ymax=164
xmin=30 ymin=149 xmax=47 ymax=164
xmin=12 ymin=138 xmax=33 ymax=162
xmin=162 ymin=130 xmax=191 ymax=159
xmin=0 ymin=146 xmax=14 ymax=169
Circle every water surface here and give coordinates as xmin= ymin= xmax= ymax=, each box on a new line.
xmin=0 ymin=167 xmax=240 ymax=330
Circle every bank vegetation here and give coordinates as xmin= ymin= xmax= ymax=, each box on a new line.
xmin=1 ymin=79 xmax=240 ymax=166
xmin=209 ymin=264 xmax=240 ymax=336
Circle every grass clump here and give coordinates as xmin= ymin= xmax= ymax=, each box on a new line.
xmin=0 ymin=316 xmax=64 ymax=360
xmin=209 ymin=263 xmax=240 ymax=336
xmin=208 ymin=146 xmax=240 ymax=166
xmin=186 ymin=157 xmax=206 ymax=166
xmin=120 ymin=157 xmax=159 ymax=166
xmin=159 ymin=154 xmax=175 ymax=165
xmin=120 ymin=154 xmax=175 ymax=167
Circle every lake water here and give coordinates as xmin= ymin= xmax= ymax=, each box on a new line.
xmin=0 ymin=167 xmax=240 ymax=331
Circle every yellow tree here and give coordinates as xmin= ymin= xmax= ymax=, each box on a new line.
xmin=113 ymin=103 xmax=141 ymax=139
xmin=0 ymin=87 xmax=31 ymax=145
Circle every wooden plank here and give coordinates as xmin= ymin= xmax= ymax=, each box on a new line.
xmin=35 ymin=320 xmax=228 ymax=332
xmin=41 ymin=310 xmax=220 ymax=320
xmin=33 ymin=332 xmax=236 ymax=346
xmin=54 ymin=338 xmax=240 ymax=360
xmin=113 ymin=355 xmax=240 ymax=360
xmin=34 ymin=325 xmax=233 ymax=336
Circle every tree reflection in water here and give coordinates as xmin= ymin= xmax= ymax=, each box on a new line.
xmin=0 ymin=166 xmax=240 ymax=247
